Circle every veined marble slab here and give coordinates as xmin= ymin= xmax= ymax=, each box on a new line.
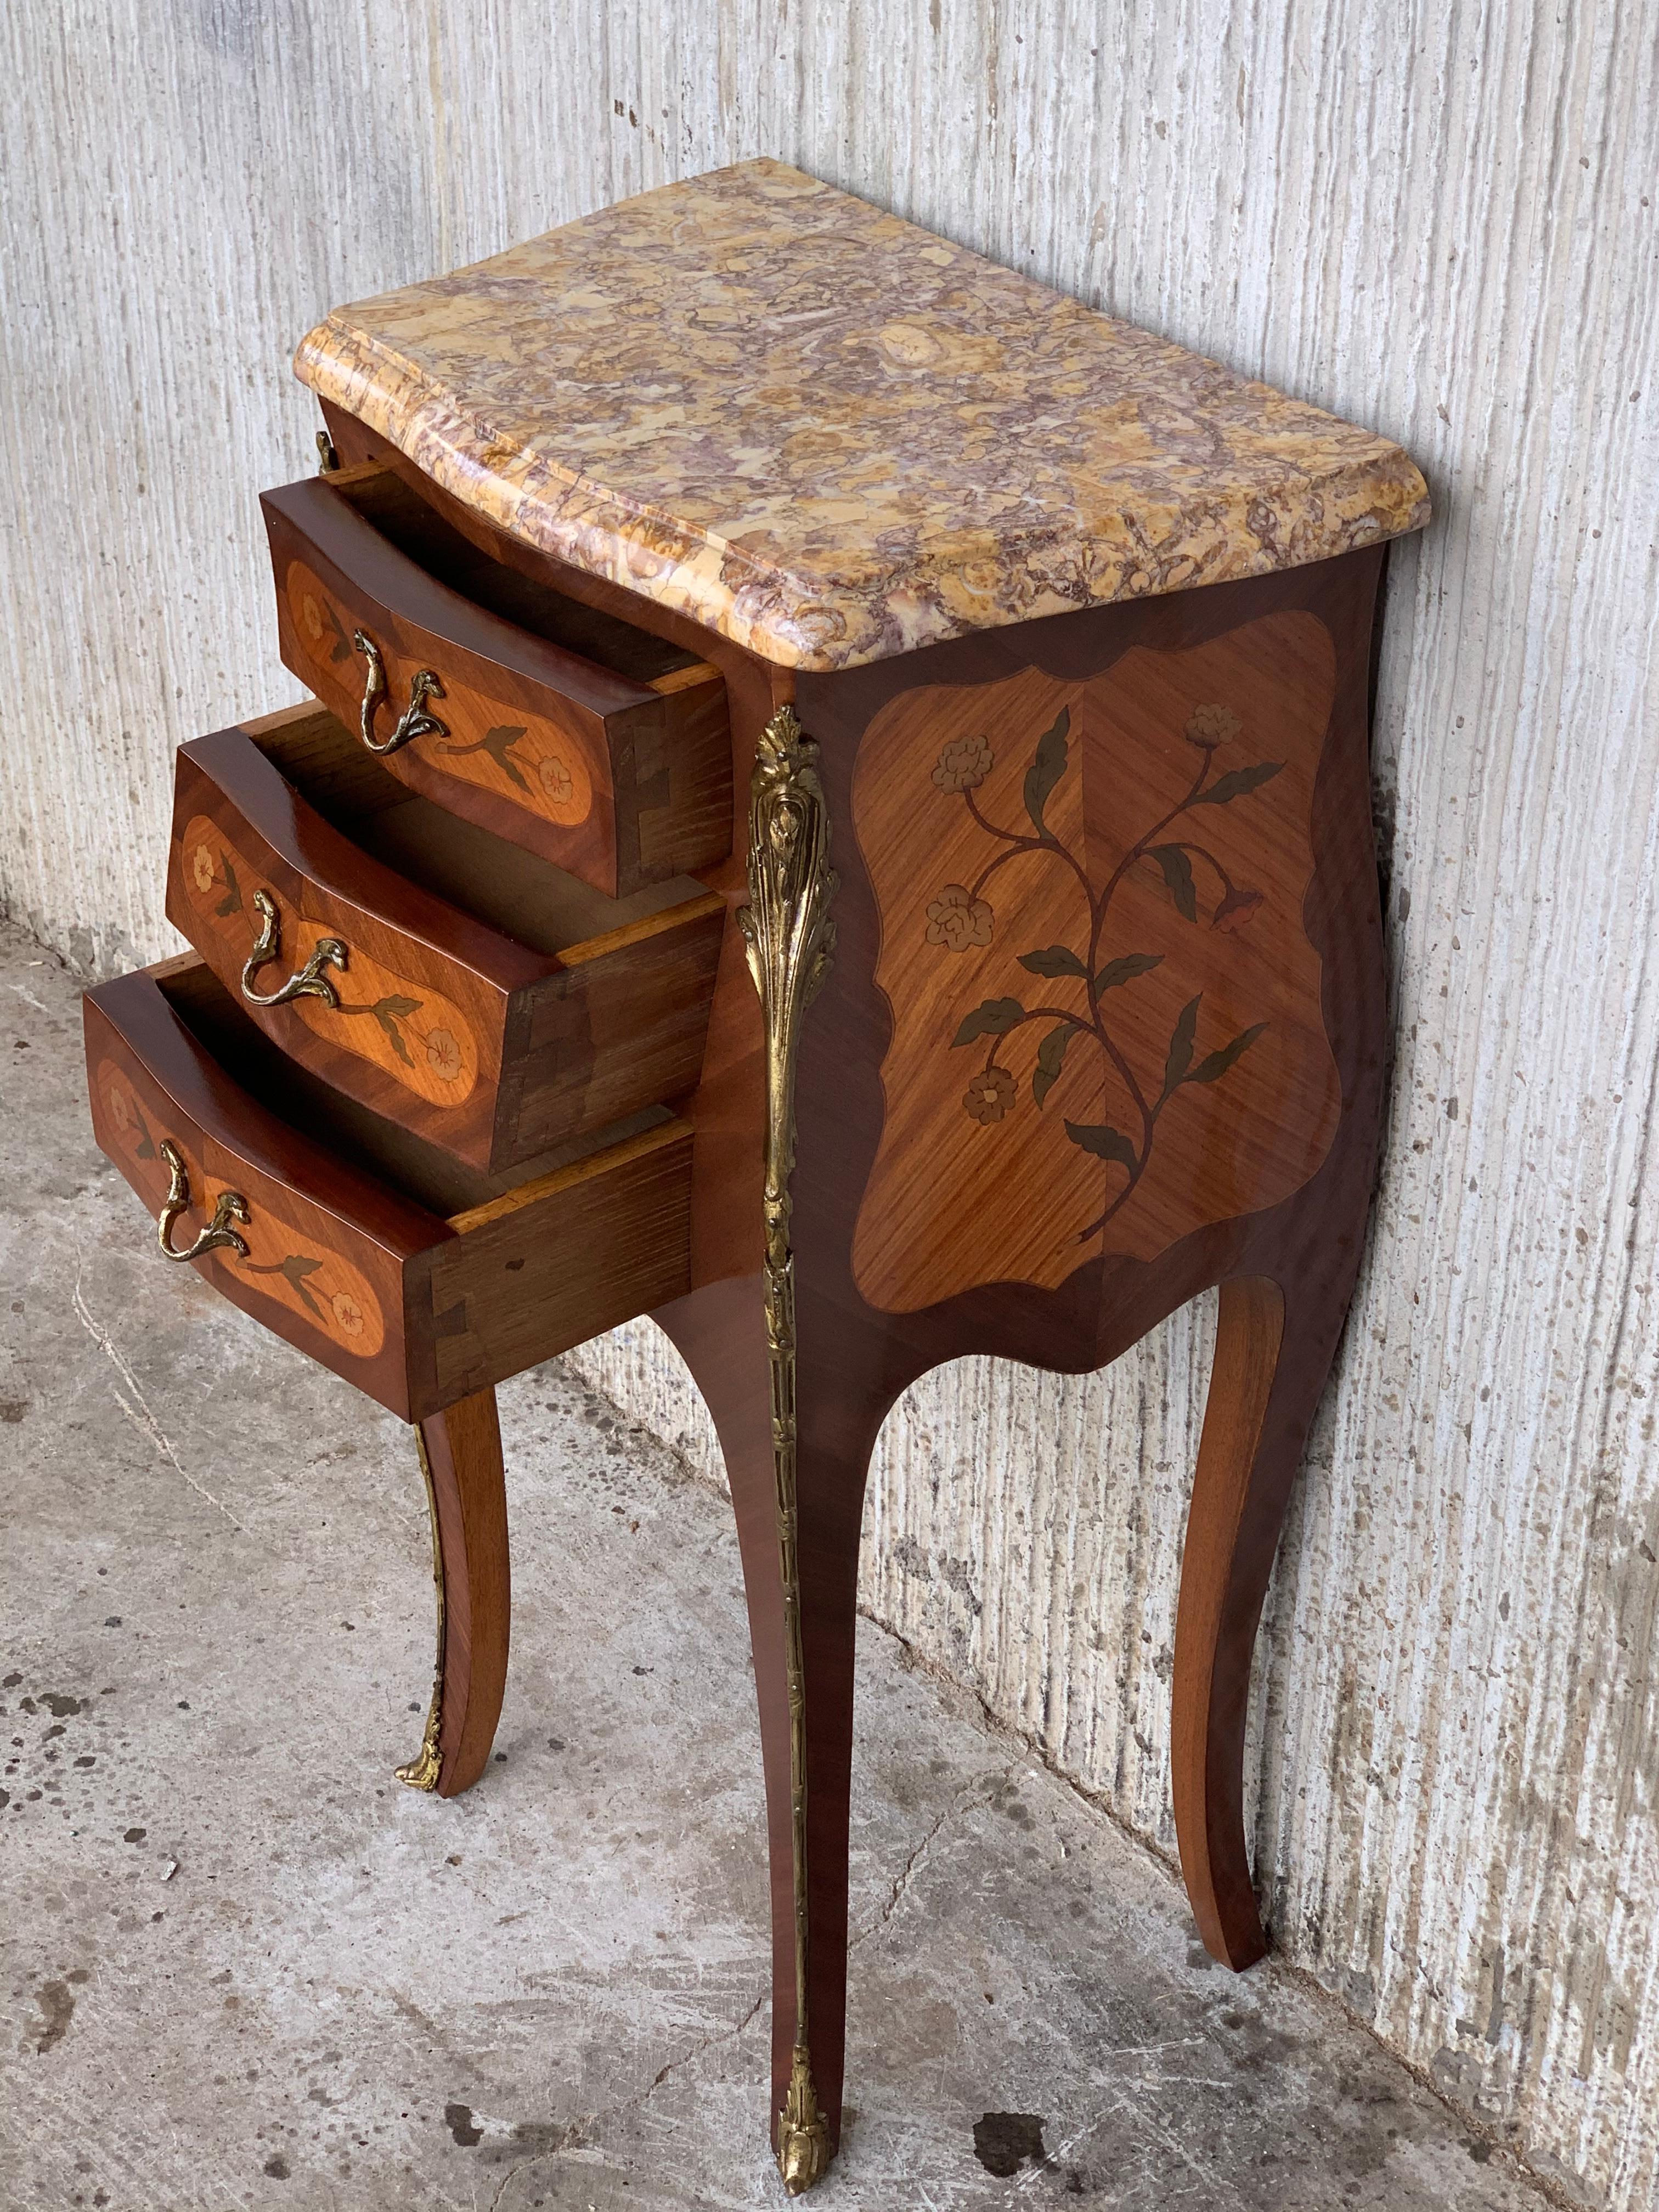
xmin=295 ymin=159 xmax=1429 ymax=671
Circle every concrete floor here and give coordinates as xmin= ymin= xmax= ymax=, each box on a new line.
xmin=0 ymin=918 xmax=1551 ymax=2212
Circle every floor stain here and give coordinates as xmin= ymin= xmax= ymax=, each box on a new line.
xmin=973 ymin=2111 xmax=1047 ymax=2177
xmin=31 ymin=1978 xmax=75 ymax=2055
xmin=445 ymin=2102 xmax=483 ymax=2147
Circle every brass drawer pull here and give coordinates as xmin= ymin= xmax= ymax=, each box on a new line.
xmin=156 ymin=1140 xmax=250 ymax=1263
xmin=240 ymin=889 xmax=347 ymax=1009
xmin=353 ymin=629 xmax=448 ymax=755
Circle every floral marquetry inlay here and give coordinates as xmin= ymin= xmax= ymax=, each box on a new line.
xmin=178 ymin=813 xmax=482 ymax=1107
xmin=849 ymin=611 xmax=1345 ymax=1312
xmin=282 ymin=563 xmax=594 ymax=830
xmin=93 ymin=1059 xmax=387 ymax=1360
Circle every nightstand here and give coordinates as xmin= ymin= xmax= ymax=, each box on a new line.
xmin=86 ymin=156 xmax=1427 ymax=2191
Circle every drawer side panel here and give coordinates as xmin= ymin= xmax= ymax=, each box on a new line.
xmin=421 ymin=1122 xmax=693 ymax=1406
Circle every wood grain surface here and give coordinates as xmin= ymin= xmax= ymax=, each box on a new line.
xmin=646 ymin=550 xmax=1390 ymax=2134
xmin=84 ymin=966 xmax=445 ymax=1419
xmin=166 ymin=710 xmax=724 ymax=1172
xmin=431 ymin=1119 xmax=693 ymax=1405
xmin=419 ymin=1386 xmax=511 ymax=1799
xmin=262 ymin=471 xmax=732 ymax=896
xmin=87 ymin=961 xmax=697 ymax=1421
xmin=850 ymin=610 xmax=1342 ymax=1306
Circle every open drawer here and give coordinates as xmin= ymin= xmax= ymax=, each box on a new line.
xmin=167 ymin=702 xmax=725 ymax=1175
xmin=261 ymin=464 xmax=731 ymax=898
xmin=85 ymin=957 xmax=693 ymax=1420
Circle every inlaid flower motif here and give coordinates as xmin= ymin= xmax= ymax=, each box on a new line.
xmin=1185 ymin=703 xmax=1241 ymax=751
xmin=1212 ymin=885 xmax=1264 ymax=933
xmin=539 ymin=755 xmax=574 ymax=806
xmin=963 ymin=1066 xmax=1016 ymax=1124
xmin=926 ymin=883 xmax=994 ymax=950
xmin=933 ymin=734 xmax=993 ymax=794
xmin=191 ymin=843 xmax=215 ymax=895
xmin=425 ymin=1029 xmax=462 ymax=1081
xmin=936 ymin=696 xmax=1284 ymax=1243
xmin=331 ymin=1290 xmax=364 ymax=1338
xmin=301 ymin=594 xmax=326 ymax=645
xmin=107 ymin=1085 xmax=129 ymax=1133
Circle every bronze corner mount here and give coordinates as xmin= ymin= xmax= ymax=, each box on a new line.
xmin=738 ymin=703 xmax=837 ymax=2193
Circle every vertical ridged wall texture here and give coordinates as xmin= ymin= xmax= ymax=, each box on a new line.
xmin=3 ymin=6 xmax=1656 ymax=2205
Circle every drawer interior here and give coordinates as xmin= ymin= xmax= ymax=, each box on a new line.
xmin=330 ymin=466 xmax=695 ymax=687
xmin=242 ymin=704 xmax=710 ymax=956
xmin=156 ymin=955 xmax=673 ymax=1221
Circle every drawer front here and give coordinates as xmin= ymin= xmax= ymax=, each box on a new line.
xmin=262 ymin=475 xmax=731 ymax=898
xmin=166 ymin=720 xmax=726 ymax=1175
xmin=169 ymin=727 xmax=528 ymax=1170
xmin=86 ymin=967 xmax=442 ymax=1417
xmin=85 ymin=963 xmax=695 ymax=1420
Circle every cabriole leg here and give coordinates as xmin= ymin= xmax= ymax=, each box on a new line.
xmin=659 ymin=1279 xmax=871 ymax=2193
xmin=1172 ymin=1270 xmax=1353 ymax=1966
xmin=397 ymin=1385 xmax=510 ymax=1799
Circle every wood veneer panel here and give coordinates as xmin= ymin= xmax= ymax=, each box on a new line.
xmin=847 ymin=607 xmax=1342 ymax=1306
xmin=85 ymin=967 xmax=443 ymax=1418
xmin=419 ymin=1387 xmax=511 ymax=1798
xmin=262 ymin=472 xmax=731 ymax=896
xmin=87 ymin=961 xmax=696 ymax=1420
xmin=428 ymin=1120 xmax=693 ymax=1403
xmin=166 ymin=709 xmax=724 ymax=1173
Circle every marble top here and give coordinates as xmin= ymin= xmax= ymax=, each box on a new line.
xmin=295 ymin=160 xmax=1430 ymax=673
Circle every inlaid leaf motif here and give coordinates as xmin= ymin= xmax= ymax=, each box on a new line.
xmin=952 ymin=997 xmax=1027 ymax=1046
xmin=1148 ymin=845 xmax=1197 ymax=922
xmin=1064 ymin=1121 xmax=1139 ymax=1171
xmin=1095 ymin=951 xmax=1164 ymax=991
xmin=321 ymin=598 xmax=354 ymax=667
xmin=1191 ymin=760 xmax=1283 ymax=808
xmin=128 ymin=1096 xmax=157 ymax=1163
xmin=214 ymin=854 xmax=242 ymax=919
xmin=1186 ymin=1023 xmax=1267 ymax=1087
xmin=1023 ymin=708 xmax=1070 ymax=837
xmin=442 ymin=724 xmax=533 ymax=794
xmin=371 ymin=994 xmax=422 ymax=1068
xmin=485 ymin=726 xmax=532 ymax=793
xmin=1161 ymin=995 xmax=1202 ymax=1098
xmin=244 ymin=1251 xmax=326 ymax=1319
xmin=1019 ymin=945 xmax=1087 ymax=979
xmin=933 ymin=687 xmax=1282 ymax=1245
xmin=284 ymin=1256 xmax=326 ymax=1319
xmin=1032 ymin=1022 xmax=1077 ymax=1107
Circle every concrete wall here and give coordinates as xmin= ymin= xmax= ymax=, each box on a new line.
xmin=3 ymin=5 xmax=1656 ymax=2205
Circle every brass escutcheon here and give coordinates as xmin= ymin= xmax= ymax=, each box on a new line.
xmin=156 ymin=1140 xmax=250 ymax=1263
xmin=240 ymin=889 xmax=347 ymax=1009
xmin=352 ymin=629 xmax=448 ymax=756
